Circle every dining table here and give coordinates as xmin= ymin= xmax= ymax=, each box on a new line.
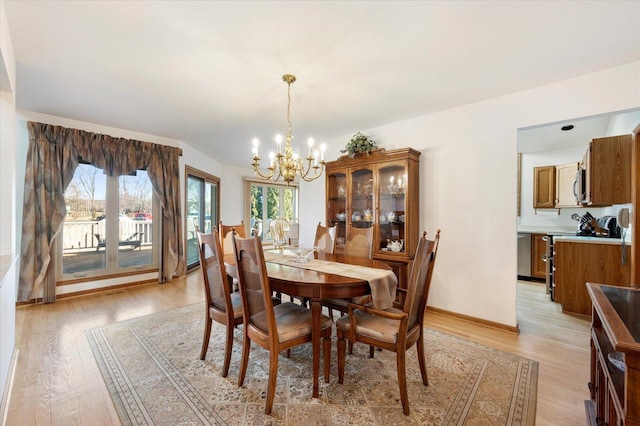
xmin=223 ymin=247 xmax=396 ymax=398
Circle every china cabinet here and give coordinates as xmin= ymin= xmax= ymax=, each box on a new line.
xmin=325 ymin=148 xmax=421 ymax=289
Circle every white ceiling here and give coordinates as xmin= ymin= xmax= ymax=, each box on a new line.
xmin=3 ymin=1 xmax=640 ymax=166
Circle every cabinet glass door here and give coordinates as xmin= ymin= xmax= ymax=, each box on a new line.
xmin=326 ymin=170 xmax=347 ymax=250
xmin=349 ymin=167 xmax=374 ymax=229
xmin=377 ymin=164 xmax=407 ymax=254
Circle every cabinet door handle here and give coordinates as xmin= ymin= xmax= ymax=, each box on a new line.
xmin=541 ymin=254 xmax=548 ymax=262
xmin=542 ymin=236 xmax=548 ymax=242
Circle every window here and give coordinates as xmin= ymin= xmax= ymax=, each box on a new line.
xmin=246 ymin=180 xmax=298 ymax=243
xmin=60 ymin=163 xmax=158 ymax=280
xmin=185 ymin=166 xmax=220 ymax=269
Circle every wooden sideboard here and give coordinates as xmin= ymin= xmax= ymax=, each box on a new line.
xmin=587 ymin=283 xmax=640 ymax=426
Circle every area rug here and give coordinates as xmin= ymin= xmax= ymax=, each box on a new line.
xmin=87 ymin=304 xmax=538 ymax=425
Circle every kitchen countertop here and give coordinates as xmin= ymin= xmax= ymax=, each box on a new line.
xmin=553 ymin=235 xmax=631 ymax=245
xmin=517 ymin=226 xmax=577 ymax=236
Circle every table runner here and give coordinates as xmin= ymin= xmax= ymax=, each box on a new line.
xmin=264 ymin=251 xmax=397 ymax=309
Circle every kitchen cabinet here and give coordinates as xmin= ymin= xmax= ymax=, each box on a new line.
xmin=325 ymin=148 xmax=420 ymax=290
xmin=554 ymin=240 xmax=630 ymax=315
xmin=533 ymin=165 xmax=555 ymax=208
xmin=586 ymin=284 xmax=640 ymax=426
xmin=530 ymin=234 xmax=547 ymax=280
xmin=555 ymin=162 xmax=579 ymax=207
xmin=579 ymin=134 xmax=632 ymax=206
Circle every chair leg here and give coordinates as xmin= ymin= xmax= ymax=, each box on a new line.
xmin=369 ymin=345 xmax=375 ymax=358
xmin=416 ymin=333 xmax=429 ymax=386
xmin=265 ymin=349 xmax=279 ymax=415
xmin=396 ymin=349 xmax=410 ymax=415
xmin=237 ymin=334 xmax=251 ymax=387
xmin=221 ymin=322 xmax=234 ymax=378
xmin=337 ymin=331 xmax=346 ymax=384
xmin=348 ymin=340 xmax=353 ymax=354
xmin=199 ymin=317 xmax=212 ymax=360
xmin=328 ymin=308 xmax=335 ymax=321
xmin=323 ymin=333 xmax=331 ymax=383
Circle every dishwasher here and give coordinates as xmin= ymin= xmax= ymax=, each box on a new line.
xmin=517 ymin=233 xmax=531 ymax=278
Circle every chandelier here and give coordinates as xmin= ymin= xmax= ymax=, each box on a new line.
xmin=251 ymin=74 xmax=326 ymax=185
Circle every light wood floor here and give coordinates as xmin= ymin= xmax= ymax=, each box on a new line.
xmin=4 ymin=276 xmax=590 ymax=425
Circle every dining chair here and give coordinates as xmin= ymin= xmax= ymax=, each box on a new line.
xmin=322 ymin=225 xmax=374 ymax=319
xmin=344 ymin=225 xmax=374 ymax=259
xmin=336 ymin=230 xmax=440 ymax=415
xmin=219 ymin=221 xmax=246 ymax=255
xmin=314 ymin=222 xmax=337 ymax=254
xmin=232 ymin=232 xmax=333 ymax=415
xmin=269 ymin=218 xmax=290 ymax=247
xmin=287 ymin=221 xmax=300 ymax=246
xmin=219 ymin=221 xmax=247 ymax=292
xmin=196 ymin=229 xmax=243 ymax=377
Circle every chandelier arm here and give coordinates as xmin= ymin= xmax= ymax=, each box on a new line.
xmin=252 ymin=157 xmax=278 ymax=180
xmin=298 ymin=158 xmax=326 ymax=182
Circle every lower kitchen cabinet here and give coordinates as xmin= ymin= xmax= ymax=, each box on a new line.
xmin=531 ymin=234 xmax=547 ymax=280
xmin=554 ymin=240 xmax=630 ymax=315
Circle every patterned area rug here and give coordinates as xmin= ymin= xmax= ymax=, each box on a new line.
xmin=87 ymin=304 xmax=537 ymax=425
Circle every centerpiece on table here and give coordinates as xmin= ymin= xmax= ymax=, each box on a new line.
xmin=341 ymin=132 xmax=378 ymax=158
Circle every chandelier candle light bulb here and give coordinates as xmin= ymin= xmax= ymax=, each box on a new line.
xmin=251 ymin=74 xmax=326 ymax=185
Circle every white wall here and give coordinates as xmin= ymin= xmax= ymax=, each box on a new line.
xmin=607 ymin=110 xmax=640 ymax=136
xmin=0 ymin=0 xmax=17 ymax=414
xmin=313 ymin=61 xmax=640 ymax=327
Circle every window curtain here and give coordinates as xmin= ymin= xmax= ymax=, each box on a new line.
xmin=17 ymin=122 xmax=184 ymax=302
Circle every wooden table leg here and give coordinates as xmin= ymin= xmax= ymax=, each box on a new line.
xmin=310 ymin=298 xmax=321 ymax=398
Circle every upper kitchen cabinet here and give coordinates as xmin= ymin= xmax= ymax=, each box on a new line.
xmin=325 ymin=148 xmax=420 ymax=289
xmin=555 ymin=162 xmax=580 ymax=208
xmin=533 ymin=165 xmax=555 ymax=208
xmin=577 ymin=134 xmax=632 ymax=206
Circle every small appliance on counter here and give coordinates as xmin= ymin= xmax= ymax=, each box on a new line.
xmin=573 ymin=212 xmax=621 ymax=238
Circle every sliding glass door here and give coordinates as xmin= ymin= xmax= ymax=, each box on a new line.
xmin=185 ymin=166 xmax=220 ymax=269
xmin=60 ymin=163 xmax=158 ymax=280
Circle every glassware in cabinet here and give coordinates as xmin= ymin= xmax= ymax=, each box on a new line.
xmin=349 ymin=167 xmax=374 ymax=229
xmin=377 ymin=164 xmax=407 ymax=253
xmin=326 ymin=170 xmax=347 ymax=248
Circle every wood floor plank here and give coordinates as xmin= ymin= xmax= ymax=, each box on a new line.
xmin=6 ymin=275 xmax=589 ymax=425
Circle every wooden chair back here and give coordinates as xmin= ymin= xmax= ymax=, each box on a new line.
xmin=219 ymin=221 xmax=246 ymax=255
xmin=196 ymin=229 xmax=230 ymax=308
xmin=314 ymin=222 xmax=337 ymax=254
xmin=404 ymin=230 xmax=440 ymax=329
xmin=287 ymin=222 xmax=300 ymax=246
xmin=269 ymin=218 xmax=290 ymax=247
xmin=344 ymin=226 xmax=374 ymax=259
xmin=232 ymin=233 xmax=277 ymax=342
